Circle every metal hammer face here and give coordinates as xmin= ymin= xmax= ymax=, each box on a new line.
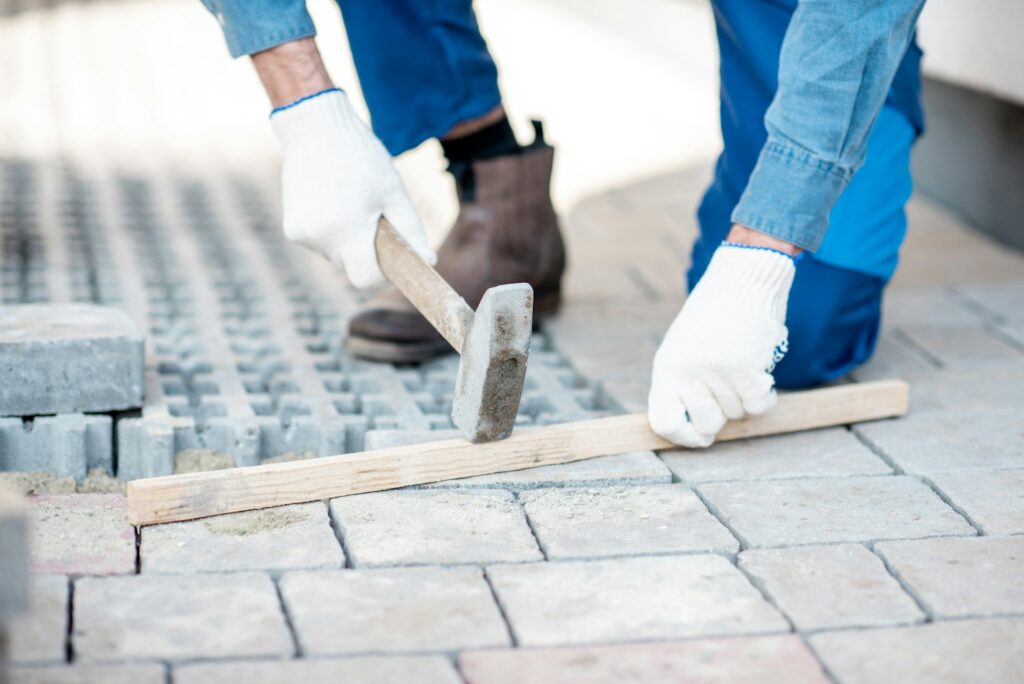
xmin=451 ymin=284 xmax=533 ymax=443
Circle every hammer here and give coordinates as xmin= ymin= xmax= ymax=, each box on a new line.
xmin=368 ymin=217 xmax=533 ymax=443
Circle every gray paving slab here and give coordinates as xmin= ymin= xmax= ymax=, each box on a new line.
xmin=7 ymin=575 xmax=67 ymax=664
xmin=811 ymin=618 xmax=1024 ymax=684
xmin=698 ymin=476 xmax=975 ymax=547
xmin=73 ymin=572 xmax=292 ymax=662
xmin=738 ymin=545 xmax=923 ymax=631
xmin=174 ymin=656 xmax=462 ymax=684
xmin=0 ymin=484 xmax=28 ymax=620
xmin=487 ymin=555 xmax=788 ymax=647
xmin=898 ymin=326 xmax=1023 ymax=368
xmin=876 ymin=536 xmax=1024 ymax=618
xmin=141 ymin=502 xmax=343 ymax=574
xmin=279 ymin=567 xmax=509 ymax=655
xmin=849 ymin=329 xmax=937 ymax=381
xmin=29 ymin=495 xmax=134 ymax=576
xmin=955 ymin=281 xmax=1024 ymax=321
xmin=882 ymin=289 xmax=989 ymax=328
xmin=662 ymin=428 xmax=889 ymax=483
xmin=928 ymin=469 xmax=1024 ymax=534
xmin=904 ymin=365 xmax=1024 ymax=414
xmin=856 ymin=409 xmax=1024 ymax=473
xmin=0 ymin=305 xmax=143 ymax=417
xmin=329 ymin=489 xmax=541 ymax=567
xmin=9 ymin=664 xmax=166 ymax=684
xmin=460 ymin=635 xmax=829 ymax=684
xmin=520 ymin=484 xmax=737 ymax=559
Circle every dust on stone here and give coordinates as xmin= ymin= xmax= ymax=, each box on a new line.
xmin=0 ymin=468 xmax=125 ymax=495
xmin=203 ymin=508 xmax=310 ymax=536
xmin=175 ymin=449 xmax=235 ymax=474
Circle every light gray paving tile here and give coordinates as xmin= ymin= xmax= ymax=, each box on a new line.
xmin=460 ymin=635 xmax=829 ymax=684
xmin=73 ymin=572 xmax=291 ymax=662
xmin=8 ymin=575 xmax=67 ymax=664
xmin=928 ymin=469 xmax=1024 ymax=534
xmin=856 ymin=409 xmax=1024 ymax=473
xmin=520 ymin=484 xmax=737 ymax=559
xmin=738 ymin=545 xmax=923 ymax=630
xmin=9 ymin=665 xmax=166 ymax=684
xmin=662 ymin=428 xmax=889 ymax=483
xmin=898 ymin=326 xmax=1023 ymax=368
xmin=29 ymin=495 xmax=135 ymax=576
xmin=955 ymin=281 xmax=1024 ymax=321
xmin=882 ymin=289 xmax=988 ymax=328
xmin=876 ymin=536 xmax=1024 ymax=618
xmin=329 ymin=489 xmax=540 ymax=567
xmin=811 ymin=619 xmax=1024 ymax=684
xmin=279 ymin=567 xmax=509 ymax=655
xmin=904 ymin=366 xmax=1024 ymax=414
xmin=487 ymin=555 xmax=788 ymax=647
xmin=174 ymin=656 xmax=461 ymax=684
xmin=142 ymin=502 xmax=343 ymax=574
xmin=849 ymin=329 xmax=936 ymax=381
xmin=699 ymin=476 xmax=974 ymax=547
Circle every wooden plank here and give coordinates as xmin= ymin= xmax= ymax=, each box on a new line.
xmin=127 ymin=380 xmax=909 ymax=526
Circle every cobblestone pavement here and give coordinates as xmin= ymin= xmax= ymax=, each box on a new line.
xmin=3 ymin=0 xmax=1024 ymax=682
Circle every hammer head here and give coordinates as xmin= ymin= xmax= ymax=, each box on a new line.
xmin=451 ymin=283 xmax=533 ymax=443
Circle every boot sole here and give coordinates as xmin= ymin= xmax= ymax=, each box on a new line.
xmin=345 ymin=290 xmax=562 ymax=364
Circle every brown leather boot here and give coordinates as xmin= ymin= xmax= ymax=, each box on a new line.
xmin=347 ymin=126 xmax=566 ymax=363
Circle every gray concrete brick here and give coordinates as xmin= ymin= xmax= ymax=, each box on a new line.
xmin=29 ymin=494 xmax=135 ymax=576
xmin=955 ymin=281 xmax=1024 ymax=322
xmin=0 ymin=415 xmax=112 ymax=482
xmin=738 ymin=545 xmax=924 ymax=631
xmin=279 ymin=567 xmax=509 ymax=654
xmin=141 ymin=502 xmax=343 ymax=574
xmin=811 ymin=619 xmax=1024 ymax=684
xmin=876 ymin=536 xmax=1024 ymax=618
xmin=699 ymin=476 xmax=975 ymax=547
xmin=460 ymin=635 xmax=830 ymax=684
xmin=898 ymin=326 xmax=1024 ymax=368
xmin=425 ymin=452 xmax=673 ymax=490
xmin=662 ymin=428 xmax=889 ymax=483
xmin=849 ymin=329 xmax=937 ymax=381
xmin=487 ymin=556 xmax=788 ymax=647
xmin=73 ymin=572 xmax=292 ymax=662
xmin=882 ymin=288 xmax=989 ymax=328
xmin=9 ymin=665 xmax=166 ymax=684
xmin=856 ymin=409 xmax=1024 ymax=473
xmin=520 ymin=484 xmax=737 ymax=559
xmin=0 ymin=305 xmax=143 ymax=416
xmin=8 ymin=575 xmax=67 ymax=664
xmin=0 ymin=485 xmax=28 ymax=620
xmin=329 ymin=489 xmax=540 ymax=566
xmin=904 ymin=365 xmax=1024 ymax=414
xmin=174 ymin=656 xmax=462 ymax=684
xmin=928 ymin=469 xmax=1024 ymax=534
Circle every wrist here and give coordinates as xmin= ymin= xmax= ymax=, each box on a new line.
xmin=252 ymin=37 xmax=334 ymax=109
xmin=726 ymin=224 xmax=803 ymax=257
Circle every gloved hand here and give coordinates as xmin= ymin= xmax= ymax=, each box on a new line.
xmin=648 ymin=243 xmax=796 ymax=447
xmin=270 ymin=88 xmax=435 ymax=289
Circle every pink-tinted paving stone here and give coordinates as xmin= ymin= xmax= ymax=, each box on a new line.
xmin=460 ymin=636 xmax=829 ymax=684
xmin=29 ymin=494 xmax=134 ymax=575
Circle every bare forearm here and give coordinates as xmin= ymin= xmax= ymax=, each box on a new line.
xmin=251 ymin=37 xmax=333 ymax=109
xmin=727 ymin=224 xmax=802 ymax=256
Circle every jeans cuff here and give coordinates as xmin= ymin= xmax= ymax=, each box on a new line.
xmin=223 ymin=21 xmax=317 ymax=58
xmin=731 ymin=140 xmax=851 ymax=252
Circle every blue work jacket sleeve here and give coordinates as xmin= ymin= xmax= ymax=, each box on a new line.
xmin=731 ymin=0 xmax=926 ymax=252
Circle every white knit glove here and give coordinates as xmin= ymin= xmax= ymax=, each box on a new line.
xmin=270 ymin=89 xmax=435 ymax=289
xmin=648 ymin=243 xmax=796 ymax=447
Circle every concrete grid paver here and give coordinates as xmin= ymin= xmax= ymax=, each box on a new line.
xmin=738 ymin=545 xmax=924 ymax=631
xmin=460 ymin=635 xmax=830 ymax=684
xmin=7 ymin=575 xmax=68 ymax=664
xmin=28 ymin=494 xmax=135 ymax=576
xmin=486 ymin=555 xmax=788 ymax=647
xmin=9 ymin=664 xmax=167 ymax=684
xmin=927 ymin=469 xmax=1024 ymax=534
xmin=519 ymin=484 xmax=738 ymax=559
xmin=174 ymin=656 xmax=462 ymax=684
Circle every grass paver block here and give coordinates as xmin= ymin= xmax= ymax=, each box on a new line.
xmin=279 ymin=567 xmax=509 ymax=654
xmin=928 ymin=469 xmax=1024 ymax=534
xmin=738 ymin=544 xmax=923 ymax=630
xmin=174 ymin=656 xmax=462 ymax=684
xmin=7 ymin=575 xmax=67 ymax=664
xmin=520 ymin=484 xmax=737 ymax=559
xmin=73 ymin=572 xmax=291 ymax=662
xmin=0 ymin=305 xmax=143 ymax=417
xmin=487 ymin=555 xmax=787 ymax=647
xmin=29 ymin=494 xmax=134 ymax=576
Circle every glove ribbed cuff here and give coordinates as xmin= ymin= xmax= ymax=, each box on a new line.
xmin=270 ymin=88 xmax=358 ymax=147
xmin=697 ymin=242 xmax=796 ymax=319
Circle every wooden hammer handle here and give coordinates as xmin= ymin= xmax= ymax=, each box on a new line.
xmin=374 ymin=217 xmax=474 ymax=352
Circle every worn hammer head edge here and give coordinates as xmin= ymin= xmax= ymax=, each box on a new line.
xmin=452 ymin=283 xmax=533 ymax=443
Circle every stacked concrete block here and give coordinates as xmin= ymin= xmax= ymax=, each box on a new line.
xmin=0 ymin=415 xmax=112 ymax=481
xmin=0 ymin=485 xmax=28 ymax=676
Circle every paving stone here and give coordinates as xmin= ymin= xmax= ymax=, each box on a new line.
xmin=142 ymin=502 xmax=343 ymax=574
xmin=73 ymin=572 xmax=292 ymax=662
xmin=738 ymin=545 xmax=923 ymax=630
xmin=849 ymin=329 xmax=937 ymax=381
xmin=9 ymin=664 xmax=166 ymax=684
xmin=876 ymin=536 xmax=1024 ymax=618
xmin=903 ymin=365 xmax=1024 ymax=414
xmin=425 ymin=451 xmax=672 ymax=490
xmin=699 ymin=476 xmax=974 ymax=547
xmin=928 ymin=469 xmax=1024 ymax=534
xmin=174 ymin=656 xmax=462 ymax=684
xmin=856 ymin=409 xmax=1024 ymax=473
xmin=520 ymin=484 xmax=737 ymax=559
xmin=329 ymin=489 xmax=540 ymax=567
xmin=8 ymin=575 xmax=67 ymax=664
xmin=898 ymin=326 xmax=1024 ymax=368
xmin=882 ymin=289 xmax=988 ymax=328
xmin=460 ymin=635 xmax=830 ymax=684
xmin=487 ymin=555 xmax=787 ymax=646
xmin=811 ymin=618 xmax=1024 ymax=684
xmin=956 ymin=281 xmax=1024 ymax=321
xmin=0 ymin=484 xmax=28 ymax=620
xmin=662 ymin=428 xmax=889 ymax=483
xmin=0 ymin=305 xmax=144 ymax=417
xmin=29 ymin=495 xmax=134 ymax=576
xmin=279 ymin=567 xmax=509 ymax=654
